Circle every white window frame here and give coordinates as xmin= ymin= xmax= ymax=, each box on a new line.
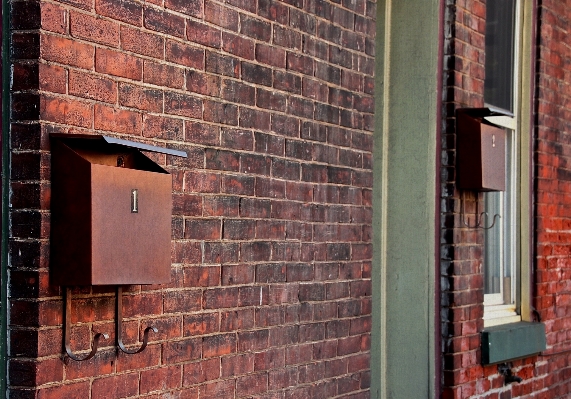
xmin=483 ymin=0 xmax=533 ymax=327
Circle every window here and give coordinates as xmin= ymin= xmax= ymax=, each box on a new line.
xmin=482 ymin=0 xmax=533 ymax=326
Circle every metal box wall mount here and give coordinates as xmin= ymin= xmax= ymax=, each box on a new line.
xmin=51 ymin=134 xmax=187 ymax=361
xmin=51 ymin=134 xmax=185 ymax=285
xmin=456 ymin=108 xmax=507 ymax=192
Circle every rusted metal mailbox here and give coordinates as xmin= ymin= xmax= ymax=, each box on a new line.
xmin=50 ymin=134 xmax=185 ymax=286
xmin=456 ymin=108 xmax=506 ymax=192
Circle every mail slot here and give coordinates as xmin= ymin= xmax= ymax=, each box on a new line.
xmin=50 ymin=134 xmax=186 ymax=286
xmin=456 ymin=108 xmax=506 ymax=191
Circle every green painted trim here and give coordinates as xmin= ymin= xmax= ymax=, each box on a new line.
xmin=1 ymin=0 xmax=9 ymax=395
xmin=481 ymin=322 xmax=546 ymax=365
xmin=371 ymin=0 xmax=441 ymax=398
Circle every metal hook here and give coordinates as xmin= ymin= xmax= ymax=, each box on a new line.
xmin=498 ymin=363 xmax=523 ymax=384
xmin=461 ymin=192 xmax=501 ymax=229
xmin=63 ymin=287 xmax=109 ymax=362
xmin=116 ymin=286 xmax=158 ymax=354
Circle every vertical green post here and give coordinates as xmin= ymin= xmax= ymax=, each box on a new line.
xmin=371 ymin=0 xmax=441 ymax=397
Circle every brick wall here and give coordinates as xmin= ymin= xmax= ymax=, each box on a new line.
xmin=8 ymin=0 xmax=375 ymax=397
xmin=442 ymin=0 xmax=571 ymax=398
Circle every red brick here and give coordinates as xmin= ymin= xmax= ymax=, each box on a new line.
xmin=186 ymin=70 xmax=220 ymax=96
xmin=185 ymin=121 xmax=219 ymax=146
xmin=222 ymin=31 xmax=255 ymax=60
xmin=237 ymin=373 xmax=268 ymax=396
xmin=238 ymin=329 xmax=270 ymax=352
xmin=140 ymin=365 xmax=182 ymax=394
xmin=166 ymin=39 xmax=205 ymax=69
xmin=40 ymin=2 xmax=67 ymax=34
xmin=221 ymin=310 xmax=255 ymax=334
xmin=204 ymin=101 xmax=238 ymax=125
xmin=115 ymin=344 xmax=161 ymax=372
xmin=183 ymin=358 xmax=220 ymax=385
xmin=144 ymin=60 xmax=185 ymax=89
xmin=91 ymin=373 xmax=139 ymax=398
xmin=37 ymin=382 xmax=90 ymax=399
xmin=256 ymin=43 xmax=286 ymax=68
xmin=254 ymin=348 xmax=286 ymax=371
xmin=121 ymin=25 xmax=164 ymax=58
xmin=199 ymin=380 xmax=235 ymax=398
xmin=202 ymin=333 xmax=237 ymax=357
xmin=41 ymin=33 xmax=94 ymax=69
xmin=39 ymin=64 xmax=66 ymax=93
xmin=69 ymin=70 xmax=117 ymax=103
xmin=203 ymin=196 xmax=239 ymax=217
xmin=119 ymin=83 xmax=163 ymax=112
xmin=94 ymin=103 xmax=142 ymax=134
xmin=221 ymin=265 xmax=255 ymax=286
xmin=163 ymin=338 xmax=202 ymax=363
xmin=187 ymin=20 xmax=221 ymax=49
xmin=184 ymin=219 xmax=221 ymax=240
xmin=165 ymin=0 xmax=203 ymax=17
xmin=207 ymin=52 xmax=241 ymax=78
xmin=183 ymin=312 xmax=219 ymax=336
xmin=241 ymin=15 xmax=271 ymax=41
xmin=96 ymin=47 xmax=143 ymax=80
xmin=144 ymin=6 xmax=185 ymax=37
xmin=220 ymin=353 xmax=254 ymax=377
xmin=204 ymin=1 xmax=239 ymax=31
xmin=41 ymin=96 xmax=92 ymax=128
xmin=70 ymin=11 xmax=120 ymax=46
xmin=143 ymin=115 xmax=183 ymax=140
xmin=163 ymin=290 xmax=201 ymax=313
xmin=96 ymin=0 xmax=143 ymax=26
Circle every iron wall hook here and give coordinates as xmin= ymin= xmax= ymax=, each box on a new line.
xmin=461 ymin=192 xmax=501 ymax=229
xmin=63 ymin=287 xmax=109 ymax=362
xmin=498 ymin=363 xmax=523 ymax=384
xmin=116 ymin=286 xmax=158 ymax=354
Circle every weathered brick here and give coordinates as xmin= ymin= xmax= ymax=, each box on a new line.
xmin=205 ymin=0 xmax=239 ymax=31
xmin=40 ymin=2 xmax=67 ymax=34
xmin=144 ymin=60 xmax=185 ymax=89
xmin=121 ymin=25 xmax=164 ymax=58
xmin=70 ymin=11 xmax=120 ymax=46
xmin=96 ymin=0 xmax=143 ymax=26
xmin=144 ymin=6 xmax=185 ymax=38
xmin=94 ymin=103 xmax=141 ymax=134
xmin=69 ymin=70 xmax=117 ymax=103
xmin=40 ymin=96 xmax=92 ymax=128
xmin=41 ymin=33 xmax=94 ymax=69
xmin=166 ymin=0 xmax=203 ymax=17
xmin=119 ymin=83 xmax=163 ymax=112
xmin=222 ymin=32 xmax=255 ymax=60
xmin=96 ymin=47 xmax=142 ymax=80
xmin=187 ymin=20 xmax=221 ymax=49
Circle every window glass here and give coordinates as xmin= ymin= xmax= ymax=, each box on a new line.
xmin=484 ymin=0 xmax=516 ymax=112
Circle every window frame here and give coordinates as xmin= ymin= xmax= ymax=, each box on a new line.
xmin=482 ymin=0 xmax=534 ymax=327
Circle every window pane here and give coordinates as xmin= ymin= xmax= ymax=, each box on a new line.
xmin=484 ymin=192 xmax=502 ymax=295
xmin=484 ymin=0 xmax=516 ymax=112
xmin=484 ymin=129 xmax=515 ymax=306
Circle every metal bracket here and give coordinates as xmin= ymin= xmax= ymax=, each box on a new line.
xmin=63 ymin=287 xmax=109 ymax=362
xmin=498 ymin=363 xmax=523 ymax=384
xmin=461 ymin=191 xmax=501 ymax=229
xmin=116 ymin=286 xmax=158 ymax=354
xmin=62 ymin=286 xmax=159 ymax=361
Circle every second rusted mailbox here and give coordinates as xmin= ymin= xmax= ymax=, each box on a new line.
xmin=51 ymin=134 xmax=186 ymax=286
xmin=456 ymin=108 xmax=506 ymax=192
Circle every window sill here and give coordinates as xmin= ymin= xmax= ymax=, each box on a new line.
xmin=481 ymin=321 xmax=546 ymax=365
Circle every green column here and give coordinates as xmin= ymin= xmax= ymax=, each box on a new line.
xmin=371 ymin=1 xmax=441 ymax=397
